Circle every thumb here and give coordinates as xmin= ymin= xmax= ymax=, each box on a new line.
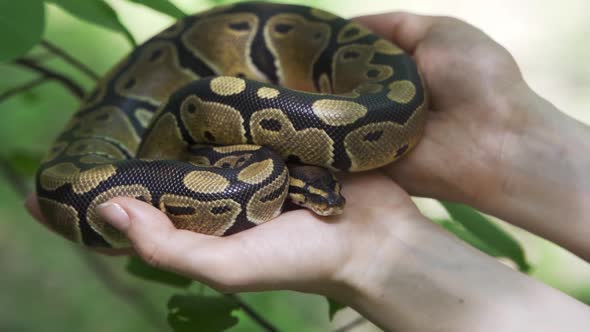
xmin=353 ymin=11 xmax=438 ymax=53
xmin=97 ymin=197 xmax=216 ymax=275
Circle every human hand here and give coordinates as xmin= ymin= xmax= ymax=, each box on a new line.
xmin=356 ymin=12 xmax=590 ymax=260
xmin=355 ymin=12 xmax=526 ymax=205
xmin=25 ymin=171 xmax=422 ymax=295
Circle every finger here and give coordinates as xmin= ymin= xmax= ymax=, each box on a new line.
xmin=25 ymin=193 xmax=45 ymax=224
xmin=97 ymin=197 xmax=265 ymax=291
xmin=353 ymin=12 xmax=438 ymax=53
xmin=26 ymin=193 xmax=131 ymax=256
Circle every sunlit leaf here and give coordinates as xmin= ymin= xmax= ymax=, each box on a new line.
xmin=126 ymin=0 xmax=186 ymax=19
xmin=5 ymin=151 xmax=43 ymax=177
xmin=0 ymin=1 xmax=45 ymax=62
xmin=46 ymin=0 xmax=136 ymax=46
xmin=434 ymin=219 xmax=502 ymax=257
xmin=440 ymin=201 xmax=530 ymax=272
xmin=126 ymin=256 xmax=192 ymax=288
xmin=326 ymin=297 xmax=346 ymax=321
xmin=167 ymin=294 xmax=239 ymax=332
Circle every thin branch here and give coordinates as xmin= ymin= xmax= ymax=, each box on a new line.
xmin=0 ymin=158 xmax=166 ymax=330
xmin=0 ymin=159 xmax=29 ymax=197
xmin=226 ymin=294 xmax=280 ymax=332
xmin=13 ymin=58 xmax=86 ymax=99
xmin=76 ymin=250 xmax=167 ymax=330
xmin=333 ymin=316 xmax=366 ymax=332
xmin=41 ymin=40 xmax=100 ymax=81
xmin=0 ymin=76 xmax=48 ymax=103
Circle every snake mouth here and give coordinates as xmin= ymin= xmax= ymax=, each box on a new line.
xmin=292 ymin=194 xmax=345 ymax=217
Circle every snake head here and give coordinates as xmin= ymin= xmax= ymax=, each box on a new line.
xmin=287 ymin=165 xmax=346 ymax=216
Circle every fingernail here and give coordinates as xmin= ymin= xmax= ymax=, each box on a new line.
xmin=97 ymin=202 xmax=130 ymax=230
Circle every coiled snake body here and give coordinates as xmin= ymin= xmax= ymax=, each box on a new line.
xmin=36 ymin=2 xmax=426 ymax=248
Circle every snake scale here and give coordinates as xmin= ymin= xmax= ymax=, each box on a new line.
xmin=35 ymin=2 xmax=426 ymax=248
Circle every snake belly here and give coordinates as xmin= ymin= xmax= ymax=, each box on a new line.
xmin=35 ymin=2 xmax=427 ymax=248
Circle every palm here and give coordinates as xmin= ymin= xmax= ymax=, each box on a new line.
xmin=355 ymin=14 xmax=526 ymax=204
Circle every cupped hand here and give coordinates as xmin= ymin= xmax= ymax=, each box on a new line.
xmin=26 ymin=171 xmax=424 ymax=296
xmin=355 ymin=12 xmax=529 ymax=206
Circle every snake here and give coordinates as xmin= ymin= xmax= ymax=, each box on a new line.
xmin=35 ymin=2 xmax=427 ymax=248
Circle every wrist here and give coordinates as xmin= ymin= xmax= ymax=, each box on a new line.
xmin=473 ymin=84 xmax=590 ymax=258
xmin=328 ymin=210 xmax=590 ymax=331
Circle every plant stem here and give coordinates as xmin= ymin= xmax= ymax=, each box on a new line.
xmin=0 ymin=159 xmax=29 ymax=197
xmin=226 ymin=294 xmax=280 ymax=332
xmin=13 ymin=58 xmax=86 ymax=99
xmin=77 ymin=250 xmax=167 ymax=330
xmin=41 ymin=40 xmax=100 ymax=81
xmin=0 ymin=77 xmax=48 ymax=104
xmin=333 ymin=316 xmax=366 ymax=332
xmin=0 ymin=158 xmax=166 ymax=330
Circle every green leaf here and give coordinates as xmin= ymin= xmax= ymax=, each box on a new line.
xmin=4 ymin=151 xmax=43 ymax=177
xmin=46 ymin=0 xmax=136 ymax=46
xmin=126 ymin=256 xmax=192 ymax=288
xmin=167 ymin=294 xmax=239 ymax=332
xmin=0 ymin=0 xmax=45 ymax=62
xmin=126 ymin=0 xmax=186 ymax=19
xmin=326 ymin=297 xmax=346 ymax=321
xmin=440 ymin=201 xmax=530 ymax=272
xmin=434 ymin=219 xmax=502 ymax=257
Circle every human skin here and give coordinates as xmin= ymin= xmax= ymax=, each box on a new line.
xmin=26 ymin=12 xmax=590 ymax=332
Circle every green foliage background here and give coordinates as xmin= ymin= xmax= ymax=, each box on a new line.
xmin=1 ymin=0 xmax=589 ymax=331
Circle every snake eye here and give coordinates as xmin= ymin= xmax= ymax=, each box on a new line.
xmin=186 ymin=103 xmax=197 ymax=113
xmin=148 ymin=49 xmax=163 ymax=62
xmin=363 ymin=130 xmax=383 ymax=142
xmin=312 ymin=31 xmax=323 ymax=40
xmin=274 ymin=23 xmax=294 ymax=34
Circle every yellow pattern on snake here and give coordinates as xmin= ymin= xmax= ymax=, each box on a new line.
xmin=36 ymin=2 xmax=427 ymax=248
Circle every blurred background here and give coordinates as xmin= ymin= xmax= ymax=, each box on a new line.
xmin=1 ymin=0 xmax=589 ymax=331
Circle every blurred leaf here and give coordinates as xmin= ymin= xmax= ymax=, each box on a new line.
xmin=0 ymin=1 xmax=45 ymax=62
xmin=46 ymin=0 xmax=136 ymax=46
xmin=4 ymin=151 xmax=43 ymax=177
xmin=434 ymin=219 xmax=502 ymax=257
xmin=126 ymin=0 xmax=186 ymax=19
xmin=167 ymin=294 xmax=239 ymax=332
xmin=326 ymin=297 xmax=346 ymax=321
xmin=126 ymin=256 xmax=192 ymax=288
xmin=440 ymin=201 xmax=530 ymax=272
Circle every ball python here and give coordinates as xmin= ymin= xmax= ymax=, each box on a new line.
xmin=35 ymin=2 xmax=427 ymax=248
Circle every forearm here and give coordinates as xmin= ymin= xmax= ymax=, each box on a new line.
xmin=332 ymin=216 xmax=590 ymax=331
xmin=474 ymin=85 xmax=590 ymax=260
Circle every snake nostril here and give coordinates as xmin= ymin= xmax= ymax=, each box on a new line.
xmin=148 ymin=49 xmax=163 ymax=62
xmin=123 ymin=78 xmax=136 ymax=90
xmin=395 ymin=143 xmax=409 ymax=157
xmin=204 ymin=131 xmax=215 ymax=141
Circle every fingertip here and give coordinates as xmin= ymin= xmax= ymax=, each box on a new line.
xmin=353 ymin=11 xmax=438 ymax=53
